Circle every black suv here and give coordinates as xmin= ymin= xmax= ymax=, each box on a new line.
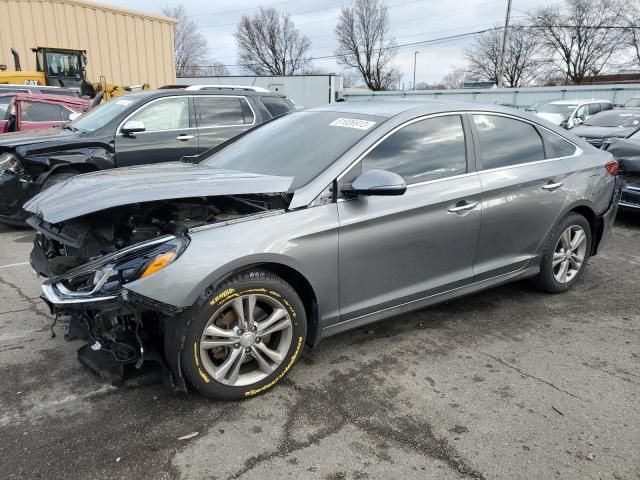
xmin=0 ymin=89 xmax=295 ymax=224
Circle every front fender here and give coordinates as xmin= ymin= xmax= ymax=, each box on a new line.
xmin=125 ymin=205 xmax=341 ymax=326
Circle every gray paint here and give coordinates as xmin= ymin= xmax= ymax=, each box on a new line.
xmin=23 ymin=162 xmax=292 ymax=223
xmin=39 ymin=100 xmax=618 ymax=343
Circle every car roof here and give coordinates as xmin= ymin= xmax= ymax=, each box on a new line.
xmin=547 ymin=99 xmax=611 ymax=105
xmin=306 ymin=100 xmax=528 ymax=118
xmin=129 ymin=88 xmax=288 ymax=100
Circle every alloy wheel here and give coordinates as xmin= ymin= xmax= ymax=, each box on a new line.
xmin=199 ymin=294 xmax=293 ymax=386
xmin=552 ymin=225 xmax=588 ymax=284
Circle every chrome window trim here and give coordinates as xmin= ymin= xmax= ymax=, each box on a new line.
xmin=116 ymin=95 xmax=255 ymax=136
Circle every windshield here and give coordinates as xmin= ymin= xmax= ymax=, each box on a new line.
xmin=584 ymin=111 xmax=640 ymax=127
xmin=538 ymin=103 xmax=577 ymax=116
xmin=69 ymin=96 xmax=142 ymax=133
xmin=625 ymin=98 xmax=640 ymax=108
xmin=201 ymin=111 xmax=384 ymax=190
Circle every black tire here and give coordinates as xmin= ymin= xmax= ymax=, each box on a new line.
xmin=532 ymin=213 xmax=592 ymax=293
xmin=180 ymin=270 xmax=306 ymax=400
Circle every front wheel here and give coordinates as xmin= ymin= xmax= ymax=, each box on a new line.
xmin=533 ymin=213 xmax=592 ymax=293
xmin=179 ymin=270 xmax=306 ymax=400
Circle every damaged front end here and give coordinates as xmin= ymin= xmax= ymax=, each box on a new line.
xmin=29 ymin=191 xmax=289 ymax=388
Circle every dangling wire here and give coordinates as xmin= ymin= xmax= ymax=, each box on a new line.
xmin=50 ymin=313 xmax=58 ymax=338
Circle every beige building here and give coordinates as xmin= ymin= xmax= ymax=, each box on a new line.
xmin=0 ymin=0 xmax=176 ymax=88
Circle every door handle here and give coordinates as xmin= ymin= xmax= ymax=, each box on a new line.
xmin=448 ymin=201 xmax=479 ymax=213
xmin=176 ymin=134 xmax=195 ymax=141
xmin=542 ymin=181 xmax=564 ymax=191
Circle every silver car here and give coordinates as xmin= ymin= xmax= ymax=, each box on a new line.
xmin=25 ymin=102 xmax=620 ymax=400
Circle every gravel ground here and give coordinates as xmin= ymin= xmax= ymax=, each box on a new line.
xmin=0 ymin=212 xmax=638 ymax=480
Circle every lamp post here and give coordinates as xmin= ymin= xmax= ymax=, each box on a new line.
xmin=413 ymin=51 xmax=419 ymax=90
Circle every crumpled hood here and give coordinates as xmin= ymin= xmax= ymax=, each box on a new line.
xmin=570 ymin=125 xmax=636 ymax=140
xmin=24 ymin=162 xmax=293 ymax=224
xmin=0 ymin=127 xmax=79 ymax=149
xmin=535 ymin=112 xmax=566 ymax=125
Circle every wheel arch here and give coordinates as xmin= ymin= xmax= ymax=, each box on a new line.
xmin=219 ymin=262 xmax=321 ymax=348
xmin=564 ymin=202 xmax=602 ymax=256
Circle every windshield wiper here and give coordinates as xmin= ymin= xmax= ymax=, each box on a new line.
xmin=61 ymin=124 xmax=78 ymax=132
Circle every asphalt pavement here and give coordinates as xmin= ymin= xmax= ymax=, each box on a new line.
xmin=0 ymin=212 xmax=638 ymax=480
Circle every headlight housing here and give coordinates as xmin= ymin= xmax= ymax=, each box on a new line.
xmin=47 ymin=235 xmax=189 ymax=296
xmin=0 ymin=152 xmax=22 ymax=174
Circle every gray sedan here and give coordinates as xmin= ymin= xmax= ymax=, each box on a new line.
xmin=26 ymin=101 xmax=620 ymax=400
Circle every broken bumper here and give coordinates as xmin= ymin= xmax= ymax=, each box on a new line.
xmin=595 ymin=178 xmax=622 ymax=254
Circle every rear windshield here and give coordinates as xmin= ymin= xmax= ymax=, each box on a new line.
xmin=201 ymin=111 xmax=384 ymax=190
xmin=584 ymin=111 xmax=640 ymax=128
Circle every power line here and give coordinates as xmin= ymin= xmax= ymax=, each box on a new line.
xmin=192 ymin=26 xmax=503 ymax=69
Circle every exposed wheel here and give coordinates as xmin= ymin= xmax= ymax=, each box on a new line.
xmin=180 ymin=270 xmax=306 ymax=400
xmin=533 ymin=213 xmax=592 ymax=293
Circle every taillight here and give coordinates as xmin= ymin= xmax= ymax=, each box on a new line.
xmin=605 ymin=160 xmax=619 ymax=176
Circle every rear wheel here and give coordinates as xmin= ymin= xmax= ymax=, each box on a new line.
xmin=533 ymin=213 xmax=592 ymax=293
xmin=180 ymin=270 xmax=306 ymax=400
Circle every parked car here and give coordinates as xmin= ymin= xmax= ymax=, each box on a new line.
xmin=0 ymin=89 xmax=294 ymax=224
xmin=26 ymin=101 xmax=620 ymax=400
xmin=623 ymin=97 xmax=640 ymax=108
xmin=570 ymin=109 xmax=640 ymax=148
xmin=536 ymin=99 xmax=613 ymax=129
xmin=602 ymin=129 xmax=640 ymax=211
xmin=524 ymin=99 xmax=558 ymax=113
xmin=0 ymin=93 xmax=91 ymax=134
xmin=0 ymin=84 xmax=81 ymax=96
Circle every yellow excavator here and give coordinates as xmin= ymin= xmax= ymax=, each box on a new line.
xmin=0 ymin=46 xmax=149 ymax=100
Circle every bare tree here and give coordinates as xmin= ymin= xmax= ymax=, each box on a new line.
xmin=441 ymin=68 xmax=466 ymax=89
xmin=236 ymin=8 xmax=311 ymax=75
xmin=625 ymin=1 xmax=640 ymax=65
xmin=162 ymin=5 xmax=209 ymax=77
xmin=464 ymin=26 xmax=542 ymax=87
xmin=198 ymin=62 xmax=231 ymax=76
xmin=335 ymin=0 xmax=398 ymax=91
xmin=530 ymin=0 xmax=627 ymax=84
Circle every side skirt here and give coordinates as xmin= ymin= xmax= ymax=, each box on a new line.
xmin=322 ymin=265 xmax=540 ymax=338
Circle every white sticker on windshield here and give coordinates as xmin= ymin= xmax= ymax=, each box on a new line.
xmin=330 ymin=118 xmax=376 ymax=130
xmin=115 ymin=100 xmax=133 ymax=106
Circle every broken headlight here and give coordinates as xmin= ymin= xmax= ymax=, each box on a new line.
xmin=48 ymin=235 xmax=189 ymax=296
xmin=0 ymin=152 xmax=22 ymax=174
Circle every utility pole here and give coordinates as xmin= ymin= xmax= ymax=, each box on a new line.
xmin=497 ymin=0 xmax=512 ymax=88
xmin=413 ymin=51 xmax=419 ymax=90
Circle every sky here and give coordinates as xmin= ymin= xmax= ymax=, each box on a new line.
xmin=102 ymin=0 xmax=548 ymax=85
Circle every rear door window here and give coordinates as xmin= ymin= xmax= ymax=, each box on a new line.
xmin=361 ymin=115 xmax=467 ymax=184
xmin=21 ymin=101 xmax=71 ymax=122
xmin=260 ymin=97 xmax=293 ymax=117
xmin=194 ymin=96 xmax=253 ymax=127
xmin=473 ymin=114 xmax=545 ymax=169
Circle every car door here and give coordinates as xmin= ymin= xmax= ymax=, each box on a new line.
xmin=471 ymin=113 xmax=572 ymax=280
xmin=114 ymin=96 xmax=198 ymax=167
xmin=194 ymin=96 xmax=255 ymax=153
xmin=336 ymin=114 xmax=483 ymax=322
xmin=19 ymin=100 xmax=73 ymax=131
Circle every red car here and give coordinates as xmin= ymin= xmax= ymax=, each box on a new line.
xmin=0 ymin=93 xmax=91 ymax=133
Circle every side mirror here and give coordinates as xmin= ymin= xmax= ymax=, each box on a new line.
xmin=341 ymin=169 xmax=407 ymax=197
xmin=68 ymin=112 xmax=81 ymax=121
xmin=121 ymin=120 xmax=145 ymax=135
